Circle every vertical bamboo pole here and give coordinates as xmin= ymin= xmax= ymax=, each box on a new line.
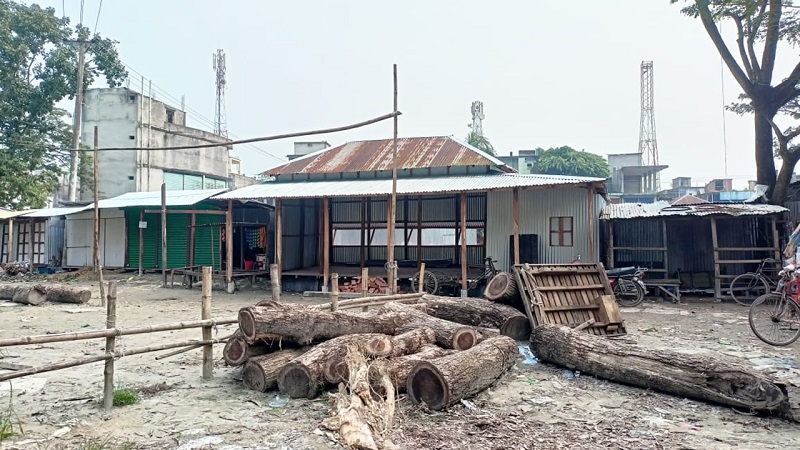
xmin=275 ymin=199 xmax=283 ymax=281
xmin=662 ymin=218 xmax=669 ymax=279
xmin=225 ymin=199 xmax=234 ymax=294
xmin=387 ymin=64 xmax=399 ymax=294
xmin=418 ymin=262 xmax=426 ymax=294
xmin=360 ymin=198 xmax=366 ymax=268
xmin=711 ymin=218 xmax=721 ymax=300
xmin=772 ymin=216 xmax=781 ymax=263
xmin=93 ymin=126 xmax=106 ymax=305
xmin=607 ymin=221 xmax=615 ymax=269
xmin=512 ymin=188 xmax=520 ymax=266
xmin=331 ymin=273 xmax=339 ymax=312
xmin=138 ymin=209 xmax=144 ymax=275
xmin=416 ymin=196 xmax=423 ymax=267
xmin=587 ymin=186 xmax=595 ymax=262
xmin=460 ymin=193 xmax=468 ymax=297
xmin=323 ymin=197 xmax=330 ymax=292
xmin=102 ymin=280 xmax=117 ymax=409
xmin=270 ymin=263 xmax=281 ymax=301
xmin=189 ymin=211 xmax=196 ymax=267
xmin=6 ymin=218 xmax=13 ymax=263
xmin=161 ymin=182 xmax=168 ymax=286
xmin=361 ymin=267 xmax=369 ymax=312
xmin=201 ymin=266 xmax=212 ymax=379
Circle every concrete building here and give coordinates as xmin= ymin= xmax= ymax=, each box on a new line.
xmin=78 ymin=88 xmax=233 ymax=201
xmin=497 ymin=149 xmax=541 ymax=174
xmin=287 ymin=141 xmax=330 ymax=161
xmin=607 ymin=153 xmax=668 ymax=203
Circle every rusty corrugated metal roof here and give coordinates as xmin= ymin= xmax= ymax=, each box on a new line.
xmin=601 ymin=201 xmax=786 ymax=220
xmin=266 ymin=136 xmax=512 ymax=176
xmin=670 ymin=194 xmax=709 ymax=206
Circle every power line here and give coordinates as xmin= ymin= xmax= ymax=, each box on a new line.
xmin=93 ymin=0 xmax=103 ymax=35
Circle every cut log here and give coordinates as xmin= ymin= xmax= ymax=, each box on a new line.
xmin=364 ymin=334 xmax=393 ymax=358
xmin=278 ymin=333 xmax=390 ymax=398
xmin=37 ymin=284 xmax=92 ymax=304
xmin=0 ymin=284 xmax=20 ymax=300
xmin=484 ymin=272 xmax=522 ymax=308
xmin=10 ymin=286 xmax=47 ymax=306
xmin=406 ymin=335 xmax=518 ymax=410
xmin=369 ymin=345 xmax=455 ymax=395
xmin=529 ymin=324 xmax=790 ymax=416
xmin=223 ymin=330 xmax=288 ymax=366
xmin=381 ymin=302 xmax=479 ymax=350
xmin=420 ymin=294 xmax=531 ymax=341
xmin=242 ymin=348 xmax=306 ymax=392
xmin=386 ymin=328 xmax=436 ymax=357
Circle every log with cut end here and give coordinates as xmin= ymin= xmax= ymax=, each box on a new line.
xmin=242 ymin=348 xmax=306 ymax=392
xmin=529 ymin=324 xmax=790 ymax=416
xmin=278 ymin=333 xmax=391 ymax=398
xmin=419 ymin=294 xmax=531 ymax=341
xmin=239 ymin=301 xmax=404 ymax=344
xmin=381 ymin=302 xmax=479 ymax=350
xmin=386 ymin=328 xmax=436 ymax=357
xmin=484 ymin=272 xmax=522 ymax=308
xmin=369 ymin=345 xmax=455 ymax=395
xmin=0 ymin=284 xmax=19 ymax=300
xmin=37 ymin=284 xmax=92 ymax=304
xmin=406 ymin=335 xmax=518 ymax=410
xmin=8 ymin=286 xmax=47 ymax=305
xmin=223 ymin=330 xmax=288 ymax=366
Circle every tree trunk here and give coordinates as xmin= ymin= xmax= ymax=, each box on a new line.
xmin=755 ymin=111 xmax=778 ymax=194
xmin=406 ymin=336 xmax=518 ymax=410
xmin=369 ymin=345 xmax=455 ymax=395
xmin=278 ymin=333 xmax=390 ymax=399
xmin=9 ymin=286 xmax=47 ymax=306
xmin=772 ymin=151 xmax=800 ymax=206
xmin=223 ymin=330 xmax=288 ymax=366
xmin=484 ymin=272 xmax=523 ymax=310
xmin=381 ymin=302 xmax=479 ymax=350
xmin=529 ymin=324 xmax=789 ymax=415
xmin=386 ymin=328 xmax=436 ymax=357
xmin=242 ymin=349 xmax=305 ymax=392
xmin=238 ymin=302 xmax=405 ymax=344
xmin=37 ymin=284 xmax=92 ymax=304
xmin=420 ymin=294 xmax=531 ymax=341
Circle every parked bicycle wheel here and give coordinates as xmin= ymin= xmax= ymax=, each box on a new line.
xmin=410 ymin=271 xmax=439 ymax=295
xmin=730 ymin=273 xmax=770 ymax=306
xmin=749 ymin=293 xmax=800 ymax=346
xmin=613 ymin=279 xmax=645 ymax=307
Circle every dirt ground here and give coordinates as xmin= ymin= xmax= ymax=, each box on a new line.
xmin=2 ymin=273 xmax=800 ymax=449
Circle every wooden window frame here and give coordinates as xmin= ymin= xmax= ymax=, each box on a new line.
xmin=549 ymin=216 xmax=574 ymax=247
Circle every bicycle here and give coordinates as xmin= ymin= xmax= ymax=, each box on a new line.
xmin=748 ymin=264 xmax=800 ymax=346
xmin=729 ymin=258 xmax=779 ymax=306
xmin=410 ymin=257 xmax=499 ymax=296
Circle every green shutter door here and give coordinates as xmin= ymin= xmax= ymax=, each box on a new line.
xmin=127 ymin=209 xmax=160 ymax=269
xmin=194 ymin=213 xmax=222 ymax=271
xmin=166 ymin=213 xmax=189 ymax=268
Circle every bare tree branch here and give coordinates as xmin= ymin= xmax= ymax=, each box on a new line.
xmin=745 ymin=0 xmax=768 ymax=76
xmin=729 ymin=13 xmax=755 ymax=78
xmin=759 ymin=0 xmax=783 ymax=83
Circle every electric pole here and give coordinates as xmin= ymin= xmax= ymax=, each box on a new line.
xmin=68 ymin=40 xmax=86 ymax=202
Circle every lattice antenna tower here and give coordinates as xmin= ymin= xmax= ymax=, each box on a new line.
xmin=469 ymin=101 xmax=485 ymax=135
xmin=212 ymin=49 xmax=228 ymax=137
xmin=638 ymin=61 xmax=658 ymax=166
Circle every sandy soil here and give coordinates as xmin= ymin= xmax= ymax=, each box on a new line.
xmin=1 ymin=273 xmax=799 ymax=449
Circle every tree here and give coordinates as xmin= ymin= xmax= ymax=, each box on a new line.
xmin=671 ymin=0 xmax=800 ymax=205
xmin=533 ymin=146 xmax=611 ymax=178
xmin=0 ymin=0 xmax=126 ymax=209
xmin=466 ymin=131 xmax=496 ymax=156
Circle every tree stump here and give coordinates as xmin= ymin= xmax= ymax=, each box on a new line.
xmin=37 ymin=284 xmax=92 ymax=304
xmin=406 ymin=335 xmax=518 ymax=410
xmin=242 ymin=349 xmax=305 ymax=392
xmin=369 ymin=345 xmax=455 ymax=395
xmin=420 ymin=294 xmax=531 ymax=340
xmin=529 ymin=324 xmax=790 ymax=416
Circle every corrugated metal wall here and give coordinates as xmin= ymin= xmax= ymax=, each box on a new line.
xmin=47 ymin=217 xmax=65 ymax=266
xmin=65 ymin=209 xmax=126 ymax=268
xmin=281 ymin=200 xmax=319 ymax=271
xmin=613 ymin=219 xmax=665 ymax=270
xmin=486 ymin=187 xmax=601 ymax=272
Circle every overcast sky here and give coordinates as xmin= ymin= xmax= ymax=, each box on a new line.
xmin=37 ymin=0 xmax=800 ymax=188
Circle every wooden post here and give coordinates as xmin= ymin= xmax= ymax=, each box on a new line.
xmin=607 ymin=221 xmax=615 ymax=269
xmin=418 ymin=262 xmax=426 ymax=294
xmin=161 ymin=182 xmax=168 ymax=286
xmin=270 ymin=263 xmax=281 ymax=301
xmin=93 ymin=126 xmax=106 ymax=305
xmin=6 ymin=218 xmax=12 ymax=262
xmin=387 ymin=64 xmax=399 ymax=295
xmin=102 ymin=281 xmax=117 ymax=409
xmin=27 ymin=218 xmax=33 ymax=267
xmin=512 ymin=188 xmax=520 ymax=266
xmin=323 ymin=197 xmax=330 ymax=292
xmin=711 ymin=218 xmax=721 ymax=300
xmin=662 ymin=218 xmax=669 ymax=279
xmin=772 ymin=216 xmax=781 ymax=263
xmin=225 ymin=199 xmax=234 ymax=294
xmin=416 ymin=196 xmax=423 ymax=267
xmin=460 ymin=193 xmax=468 ymax=297
xmin=587 ymin=186 xmax=595 ymax=262
xmin=201 ymin=266 xmax=213 ymax=379
xmin=189 ymin=211 xmax=196 ymax=267
xmin=138 ymin=209 xmax=144 ymax=275
xmin=360 ymin=198 xmax=366 ymax=268
xmin=361 ymin=267 xmax=369 ymax=312
xmin=275 ymin=199 xmax=283 ymax=281
xmin=331 ymin=273 xmax=339 ymax=312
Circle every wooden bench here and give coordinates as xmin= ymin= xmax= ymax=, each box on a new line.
xmin=644 ymin=279 xmax=682 ymax=303
xmin=172 ymin=267 xmax=270 ymax=290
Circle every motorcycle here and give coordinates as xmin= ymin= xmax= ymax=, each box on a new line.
xmin=607 ymin=266 xmax=648 ymax=307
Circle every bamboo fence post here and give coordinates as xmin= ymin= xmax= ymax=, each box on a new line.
xmin=161 ymin=183 xmax=168 ymax=286
xmin=418 ymin=262 xmax=426 ymax=294
xmin=201 ymin=266 xmax=213 ymax=379
xmin=102 ymin=281 xmax=117 ymax=409
xmin=270 ymin=263 xmax=281 ymax=301
xmin=361 ymin=267 xmax=369 ymax=312
xmin=93 ymin=126 xmax=106 ymax=306
xmin=331 ymin=273 xmax=339 ymax=312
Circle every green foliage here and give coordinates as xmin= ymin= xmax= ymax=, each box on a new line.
xmin=112 ymin=388 xmax=140 ymax=407
xmin=0 ymin=0 xmax=126 ymax=209
xmin=0 ymin=387 xmax=22 ymax=442
xmin=466 ymin=131 xmax=496 ymax=156
xmin=533 ymin=146 xmax=610 ymax=178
